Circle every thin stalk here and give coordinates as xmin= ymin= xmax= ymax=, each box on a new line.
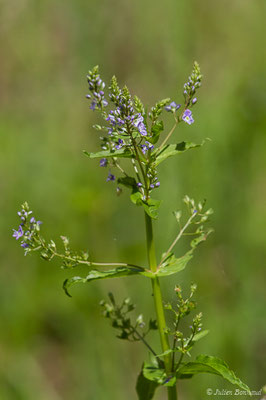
xmin=171 ymin=317 xmax=181 ymax=371
xmin=127 ymin=123 xmax=147 ymax=188
xmin=145 ymin=212 xmax=177 ymax=400
xmin=159 ymin=101 xmax=190 ymax=150
xmin=53 ymin=252 xmax=145 ymax=270
xmin=159 ymin=115 xmax=178 ymax=150
xmin=131 ymin=327 xmax=157 ymax=357
xmin=158 ymin=213 xmax=196 ymax=268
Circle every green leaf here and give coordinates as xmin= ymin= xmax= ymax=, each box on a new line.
xmin=63 ymin=266 xmax=152 ymax=297
xmin=83 ymin=148 xmax=134 ymax=159
xmin=149 ymin=121 xmax=164 ymax=144
xmin=130 ymin=191 xmax=161 ymax=219
xmin=143 ymin=198 xmax=161 ymax=219
xmin=192 ymin=329 xmax=209 ymax=343
xmin=157 ymin=225 xmax=213 ymax=277
xmin=143 ymin=363 xmax=176 ymax=387
xmin=156 ymin=349 xmax=174 ymax=358
xmin=154 ymin=141 xmax=205 ymax=166
xmin=177 ymin=355 xmax=250 ymax=392
xmin=190 ymin=229 xmax=213 ymax=249
xmin=130 ymin=189 xmax=143 ymax=205
xmin=136 ymin=367 xmax=158 ymax=400
xmin=157 ymin=251 xmax=193 ymax=277
xmin=117 ymin=176 xmax=137 ymax=189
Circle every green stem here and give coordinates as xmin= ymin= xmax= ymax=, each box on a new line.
xmin=145 ymin=212 xmax=177 ymax=400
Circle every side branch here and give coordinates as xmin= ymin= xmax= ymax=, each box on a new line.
xmin=158 ymin=213 xmax=196 ymax=268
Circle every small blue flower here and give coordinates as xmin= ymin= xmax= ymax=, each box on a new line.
xmin=141 ymin=141 xmax=154 ymax=155
xmin=165 ymin=102 xmax=181 ymax=112
xmin=13 ymin=225 xmax=24 ymax=240
xmin=100 ymin=158 xmax=108 ymax=167
xmin=90 ymin=100 xmax=97 ymax=111
xmin=192 ymin=97 xmax=197 ymax=104
xmin=182 ymin=109 xmax=194 ymax=125
xmin=145 ymin=141 xmax=154 ymax=151
xmin=134 ymin=114 xmax=147 ymax=136
xmin=107 ymin=173 xmax=115 ymax=182
xmin=21 ymin=243 xmax=29 ymax=248
xmin=115 ymin=138 xmax=124 ymax=150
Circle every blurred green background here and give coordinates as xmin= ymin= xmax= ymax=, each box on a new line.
xmin=0 ymin=0 xmax=265 ymax=399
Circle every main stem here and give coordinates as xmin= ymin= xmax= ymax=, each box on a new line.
xmin=145 ymin=212 xmax=177 ymax=400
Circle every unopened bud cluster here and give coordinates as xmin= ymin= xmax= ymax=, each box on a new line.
xmin=100 ymin=293 xmax=157 ymax=341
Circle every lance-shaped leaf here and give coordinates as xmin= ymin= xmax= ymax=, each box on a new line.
xmin=157 ymin=229 xmax=213 ymax=277
xmin=191 ymin=329 xmax=209 ymax=343
xmin=142 ymin=363 xmax=176 ymax=387
xmin=176 ymin=355 xmax=250 ymax=392
xmin=154 ymin=140 xmax=205 ymax=166
xmin=130 ymin=189 xmax=161 ymax=219
xmin=149 ymin=121 xmax=164 ymax=144
xmin=63 ymin=266 xmax=152 ymax=296
xmin=117 ymin=176 xmax=137 ymax=189
xmin=136 ymin=367 xmax=158 ymax=400
xmin=157 ymin=251 xmax=193 ymax=277
xmin=83 ymin=148 xmax=134 ymax=159
xmin=142 ymin=198 xmax=162 ymax=219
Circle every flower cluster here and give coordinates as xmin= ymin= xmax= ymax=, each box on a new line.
xmin=164 ymin=284 xmax=206 ymax=361
xmin=85 ymin=63 xmax=202 ymax=197
xmin=100 ymin=293 xmax=157 ymax=342
xmin=86 ymin=66 xmax=108 ymax=110
xmin=183 ymin=61 xmax=202 ymax=105
xmin=106 ymin=90 xmax=147 ymax=138
xmin=12 ymin=202 xmax=42 ymax=253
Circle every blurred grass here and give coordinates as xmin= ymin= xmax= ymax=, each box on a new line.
xmin=0 ymin=0 xmax=266 ymax=399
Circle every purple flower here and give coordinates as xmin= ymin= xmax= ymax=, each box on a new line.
xmin=106 ymin=112 xmax=116 ymax=125
xmin=145 ymin=141 xmax=154 ymax=151
xmin=141 ymin=145 xmax=148 ymax=155
xmin=137 ymin=122 xmax=147 ymax=136
xmin=107 ymin=173 xmax=115 ymax=182
xmin=134 ymin=114 xmax=147 ymax=136
xmin=192 ymin=97 xmax=197 ymax=104
xmin=165 ymin=102 xmax=181 ymax=112
xmin=30 ymin=217 xmax=36 ymax=223
xmin=137 ymin=182 xmax=142 ymax=187
xmin=115 ymin=138 xmax=124 ymax=150
xmin=90 ymin=100 xmax=97 ymax=111
xmin=100 ymin=158 xmax=108 ymax=167
xmin=141 ymin=141 xmax=154 ymax=155
xmin=134 ymin=114 xmax=143 ymax=126
xmin=155 ymin=181 xmax=160 ymax=187
xmin=182 ymin=109 xmax=194 ymax=125
xmin=21 ymin=243 xmax=29 ymax=248
xmin=13 ymin=225 xmax=24 ymax=240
